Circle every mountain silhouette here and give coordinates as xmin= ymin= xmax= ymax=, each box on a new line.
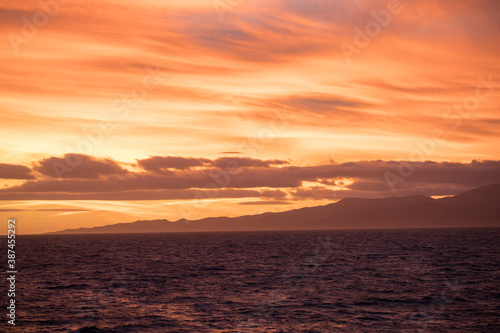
xmin=48 ymin=184 xmax=500 ymax=234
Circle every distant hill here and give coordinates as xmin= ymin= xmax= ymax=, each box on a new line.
xmin=47 ymin=184 xmax=500 ymax=234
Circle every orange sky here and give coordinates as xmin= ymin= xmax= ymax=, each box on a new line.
xmin=1 ymin=0 xmax=499 ymax=234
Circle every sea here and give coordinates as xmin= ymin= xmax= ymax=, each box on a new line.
xmin=1 ymin=228 xmax=499 ymax=332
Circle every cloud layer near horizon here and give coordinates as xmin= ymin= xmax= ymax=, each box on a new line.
xmin=1 ymin=154 xmax=499 ymax=201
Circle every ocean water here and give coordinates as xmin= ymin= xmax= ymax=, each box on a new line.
xmin=1 ymin=228 xmax=500 ymax=332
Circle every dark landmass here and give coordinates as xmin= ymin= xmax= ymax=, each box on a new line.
xmin=47 ymin=184 xmax=500 ymax=234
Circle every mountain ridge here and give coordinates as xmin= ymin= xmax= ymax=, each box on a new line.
xmin=47 ymin=184 xmax=500 ymax=234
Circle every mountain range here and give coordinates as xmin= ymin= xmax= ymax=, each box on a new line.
xmin=48 ymin=184 xmax=500 ymax=234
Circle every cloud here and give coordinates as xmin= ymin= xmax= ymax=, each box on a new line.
xmin=0 ymin=163 xmax=34 ymax=179
xmin=266 ymin=94 xmax=374 ymax=121
xmin=33 ymin=154 xmax=129 ymax=179
xmin=239 ymin=200 xmax=291 ymax=205
xmin=2 ymin=154 xmax=500 ymax=201
xmin=0 ymin=188 xmax=287 ymax=201
xmin=138 ymin=156 xmax=211 ymax=171
xmin=212 ymin=157 xmax=289 ymax=168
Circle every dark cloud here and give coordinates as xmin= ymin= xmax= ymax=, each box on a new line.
xmin=3 ymin=154 xmax=500 ymax=201
xmin=34 ymin=154 xmax=128 ymax=179
xmin=0 ymin=168 xmax=298 ymax=193
xmin=0 ymin=188 xmax=287 ymax=201
xmin=318 ymin=178 xmax=339 ymax=186
xmin=292 ymin=187 xmax=350 ymax=200
xmin=0 ymin=163 xmax=34 ymax=179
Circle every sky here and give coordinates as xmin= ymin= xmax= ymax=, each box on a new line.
xmin=0 ymin=0 xmax=499 ymax=234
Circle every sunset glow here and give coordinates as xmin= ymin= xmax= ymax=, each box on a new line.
xmin=1 ymin=0 xmax=499 ymax=233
